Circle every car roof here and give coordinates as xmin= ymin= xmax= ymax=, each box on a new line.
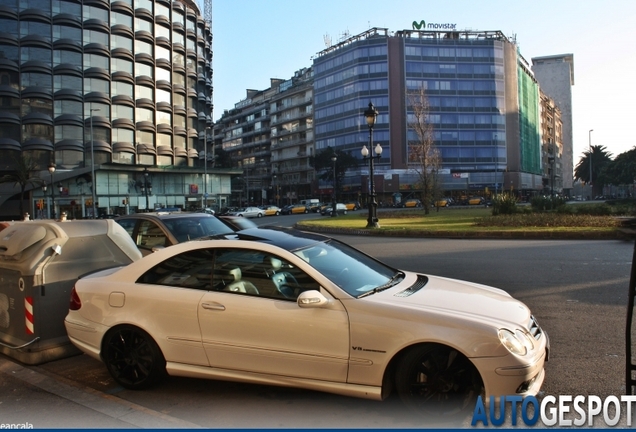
xmin=234 ymin=226 xmax=329 ymax=251
xmin=118 ymin=212 xmax=215 ymax=220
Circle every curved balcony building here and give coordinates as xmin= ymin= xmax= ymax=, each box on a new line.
xmin=0 ymin=0 xmax=232 ymax=218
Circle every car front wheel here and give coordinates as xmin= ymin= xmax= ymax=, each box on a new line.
xmin=257 ymin=213 xmax=262 ymax=218
xmin=102 ymin=325 xmax=166 ymax=390
xmin=394 ymin=344 xmax=482 ymax=417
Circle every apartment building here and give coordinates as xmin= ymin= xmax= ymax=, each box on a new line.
xmin=213 ymin=68 xmax=314 ymax=206
xmin=539 ymin=90 xmax=563 ymax=195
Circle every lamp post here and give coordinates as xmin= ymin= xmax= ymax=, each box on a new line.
xmin=202 ymin=126 xmax=211 ymax=209
xmin=588 ymin=129 xmax=593 ymax=198
xmin=141 ymin=167 xmax=152 ymax=211
xmin=90 ymin=107 xmax=100 ymax=218
xmin=331 ymin=154 xmax=337 ymax=217
xmin=548 ymin=155 xmax=555 ymax=197
xmin=42 ymin=184 xmax=48 ymax=218
xmin=48 ymin=163 xmax=56 ymax=219
xmin=362 ymin=102 xmax=381 ymax=228
xmin=273 ymin=174 xmax=279 ymax=207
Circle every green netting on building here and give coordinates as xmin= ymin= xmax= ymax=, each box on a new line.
xmin=517 ymin=65 xmax=541 ymax=175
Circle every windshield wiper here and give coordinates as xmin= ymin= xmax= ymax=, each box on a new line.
xmin=357 ymin=271 xmax=405 ymax=298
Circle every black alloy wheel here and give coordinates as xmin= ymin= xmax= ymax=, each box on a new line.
xmin=395 ymin=344 xmax=483 ymax=418
xmin=103 ymin=325 xmax=166 ymax=390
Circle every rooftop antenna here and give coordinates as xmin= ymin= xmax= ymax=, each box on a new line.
xmin=339 ymin=29 xmax=350 ymax=42
xmin=323 ymin=33 xmax=332 ymax=48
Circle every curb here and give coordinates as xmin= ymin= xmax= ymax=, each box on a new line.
xmin=295 ymin=224 xmax=628 ymax=240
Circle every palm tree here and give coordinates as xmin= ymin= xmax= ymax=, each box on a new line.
xmin=0 ymin=154 xmax=45 ymax=218
xmin=574 ymin=145 xmax=613 ymax=197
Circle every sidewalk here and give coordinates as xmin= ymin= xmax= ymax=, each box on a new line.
xmin=0 ymin=355 xmax=200 ymax=429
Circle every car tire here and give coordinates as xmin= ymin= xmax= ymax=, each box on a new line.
xmin=394 ymin=344 xmax=482 ymax=417
xmin=102 ymin=325 xmax=166 ymax=390
xmin=304 ymin=209 xmax=308 ymax=214
xmin=276 ymin=211 xmax=280 ymax=216
xmin=257 ymin=213 xmax=262 ymax=218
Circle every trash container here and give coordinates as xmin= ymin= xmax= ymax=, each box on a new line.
xmin=0 ymin=219 xmax=142 ymax=365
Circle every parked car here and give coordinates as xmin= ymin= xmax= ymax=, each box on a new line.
xmin=260 ymin=205 xmax=282 ymax=216
xmin=321 ymin=203 xmax=348 ymax=216
xmin=115 ymin=212 xmax=238 ymax=256
xmin=434 ymin=199 xmax=451 ymax=207
xmin=217 ymin=207 xmax=238 ymax=216
xmin=282 ymin=204 xmax=309 ymax=215
xmin=229 ymin=206 xmax=265 ymax=218
xmin=308 ymin=202 xmax=324 ymax=213
xmin=401 ymin=199 xmax=422 ymax=208
xmin=65 ymin=226 xmax=548 ymax=417
xmin=344 ymin=201 xmax=361 ymax=211
xmin=468 ymin=197 xmax=485 ymax=205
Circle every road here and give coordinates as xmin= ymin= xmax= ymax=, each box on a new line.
xmin=1 ymin=211 xmax=634 ymax=428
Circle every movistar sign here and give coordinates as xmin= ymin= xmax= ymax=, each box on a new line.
xmin=412 ymin=20 xmax=457 ymax=30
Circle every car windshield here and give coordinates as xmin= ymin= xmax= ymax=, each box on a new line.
xmin=293 ymin=239 xmax=398 ymax=297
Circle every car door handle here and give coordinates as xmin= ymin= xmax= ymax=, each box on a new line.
xmin=201 ymin=302 xmax=225 ymax=311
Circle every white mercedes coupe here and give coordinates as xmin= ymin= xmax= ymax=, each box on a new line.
xmin=65 ymin=226 xmax=548 ymax=416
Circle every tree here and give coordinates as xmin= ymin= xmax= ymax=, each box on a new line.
xmin=599 ymin=147 xmax=636 ymax=188
xmin=310 ymin=147 xmax=358 ymax=198
xmin=407 ymin=86 xmax=440 ymax=215
xmin=0 ymin=153 xmax=45 ymax=217
xmin=574 ymin=145 xmax=613 ymax=197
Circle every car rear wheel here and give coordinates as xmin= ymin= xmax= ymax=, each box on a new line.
xmin=257 ymin=213 xmax=262 ymax=218
xmin=103 ymin=325 xmax=166 ymax=390
xmin=395 ymin=344 xmax=482 ymax=417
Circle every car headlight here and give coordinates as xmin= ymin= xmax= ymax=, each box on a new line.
xmin=498 ymin=328 xmax=534 ymax=356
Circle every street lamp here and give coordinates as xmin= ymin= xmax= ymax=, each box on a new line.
xmin=273 ymin=174 xmax=280 ymax=207
xmin=90 ymin=107 xmax=100 ymax=218
xmin=548 ymin=155 xmax=555 ymax=197
xmin=141 ymin=167 xmax=152 ymax=211
xmin=48 ymin=163 xmax=55 ymax=219
xmin=42 ymin=183 xmax=48 ymax=218
xmin=362 ymin=102 xmax=381 ymax=228
xmin=588 ymin=129 xmax=594 ymax=198
xmin=331 ymin=153 xmax=337 ymax=217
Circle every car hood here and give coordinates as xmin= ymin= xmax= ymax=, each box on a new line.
xmin=366 ymin=273 xmax=530 ymax=327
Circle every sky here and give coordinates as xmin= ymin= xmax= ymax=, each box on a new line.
xmin=210 ymin=0 xmax=636 ymax=168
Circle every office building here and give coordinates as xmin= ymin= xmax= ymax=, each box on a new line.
xmin=313 ymin=28 xmax=545 ymax=202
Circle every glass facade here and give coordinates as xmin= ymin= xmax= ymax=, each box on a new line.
xmin=312 ymin=29 xmax=543 ymax=195
xmin=0 ymin=0 xmax=233 ymax=218
xmin=313 ymin=36 xmax=390 ymax=160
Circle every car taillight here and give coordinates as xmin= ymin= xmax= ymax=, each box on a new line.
xmin=69 ymin=286 xmax=82 ymax=311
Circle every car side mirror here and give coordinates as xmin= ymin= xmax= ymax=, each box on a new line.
xmin=297 ymin=290 xmax=329 ymax=308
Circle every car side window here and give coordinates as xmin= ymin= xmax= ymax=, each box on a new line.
xmin=116 ymin=218 xmax=136 ymax=237
xmin=137 ymin=220 xmax=169 ymax=248
xmin=137 ymin=249 xmax=214 ymax=289
xmin=213 ymin=248 xmax=320 ymax=301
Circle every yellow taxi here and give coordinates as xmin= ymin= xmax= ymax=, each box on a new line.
xmin=260 ymin=205 xmax=281 ymax=216
xmin=402 ymin=199 xmax=422 ymax=208
xmin=468 ymin=197 xmax=485 ymax=205
xmin=344 ymin=202 xmax=361 ymax=211
xmin=434 ymin=199 xmax=450 ymax=207
xmin=282 ymin=204 xmax=309 ymax=215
